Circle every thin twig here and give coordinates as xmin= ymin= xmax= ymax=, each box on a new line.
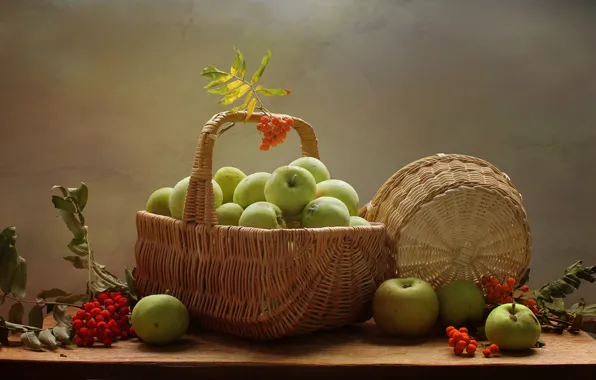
xmin=4 ymin=294 xmax=82 ymax=309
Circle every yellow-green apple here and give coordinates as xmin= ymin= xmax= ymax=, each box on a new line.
xmin=264 ymin=166 xmax=316 ymax=217
xmin=130 ymin=293 xmax=189 ymax=346
xmin=485 ymin=303 xmax=542 ymax=350
xmin=233 ymin=172 xmax=271 ymax=209
xmin=350 ymin=216 xmax=371 ymax=226
xmin=238 ymin=201 xmax=286 ymax=229
xmin=301 ymin=196 xmax=350 ymax=228
xmin=213 ymin=166 xmax=246 ymax=204
xmin=373 ymin=277 xmax=440 ymax=337
xmin=288 ymin=156 xmax=331 ymax=184
xmin=315 ymin=179 xmax=360 ymax=216
xmin=170 ymin=177 xmax=223 ymax=219
xmin=145 ymin=187 xmax=173 ymax=216
xmin=437 ymin=279 xmax=486 ymax=327
xmin=216 ymin=203 xmax=244 ymax=226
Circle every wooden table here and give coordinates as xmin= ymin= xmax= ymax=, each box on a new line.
xmin=1 ymin=315 xmax=594 ymax=380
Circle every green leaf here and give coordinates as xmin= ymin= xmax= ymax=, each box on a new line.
xmin=230 ymin=92 xmax=253 ymax=113
xmin=37 ymin=288 xmax=70 ymax=300
xmin=564 ymin=261 xmax=583 ymax=275
xmin=9 ymin=256 xmax=27 ymax=299
xmin=125 ymin=268 xmax=136 ymax=294
xmin=255 ymin=85 xmax=290 ymax=97
xmin=28 ymin=305 xmax=44 ymax=329
xmin=245 ymin=97 xmax=257 ymax=121
xmin=8 ymin=302 xmax=24 ymax=324
xmin=562 ymin=273 xmax=582 ymax=289
xmin=63 ymin=255 xmax=89 ymax=269
xmin=51 ymin=185 xmax=69 ymax=198
xmin=55 ymin=293 xmax=87 ymax=305
xmin=76 ymin=183 xmax=88 ymax=211
xmin=56 ymin=210 xmax=86 ymax=239
xmin=52 ymin=305 xmax=72 ymax=325
xmin=219 ymin=84 xmax=252 ymax=105
xmin=569 ymin=302 xmax=596 ymax=317
xmin=51 ymin=196 xmax=77 ymax=214
xmin=67 ymin=238 xmax=89 ymax=256
xmin=52 ymin=325 xmax=72 ymax=344
xmin=251 ymin=50 xmax=271 ymax=84
xmin=38 ymin=329 xmax=58 ymax=350
xmin=230 ymin=46 xmax=246 ymax=79
xmin=207 ymin=79 xmax=244 ymax=95
xmin=545 ymin=297 xmax=565 ymax=312
xmin=533 ymin=338 xmax=546 ymax=348
xmin=21 ymin=331 xmax=43 ymax=351
xmin=201 ymin=65 xmax=231 ymax=80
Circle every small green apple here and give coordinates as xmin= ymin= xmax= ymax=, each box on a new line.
xmin=315 ymin=179 xmax=360 ymax=216
xmin=437 ymin=279 xmax=486 ymax=327
xmin=264 ymin=166 xmax=317 ymax=216
xmin=233 ymin=172 xmax=271 ymax=209
xmin=301 ymin=196 xmax=350 ymax=228
xmin=349 ymin=216 xmax=371 ymax=226
xmin=288 ymin=156 xmax=331 ymax=184
xmin=213 ymin=166 xmax=246 ymax=204
xmin=485 ymin=303 xmax=542 ymax=350
xmin=238 ymin=201 xmax=287 ymax=229
xmin=170 ymin=177 xmax=223 ymax=219
xmin=373 ymin=277 xmax=440 ymax=337
xmin=146 ymin=187 xmax=173 ymax=217
xmin=216 ymin=203 xmax=244 ymax=226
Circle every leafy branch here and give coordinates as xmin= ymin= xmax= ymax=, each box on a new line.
xmin=201 ymin=46 xmax=291 ymax=136
xmin=51 ymin=183 xmax=138 ymax=302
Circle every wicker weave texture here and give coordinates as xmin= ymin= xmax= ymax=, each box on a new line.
xmin=134 ymin=111 xmax=395 ymax=340
xmin=362 ymin=153 xmax=531 ymax=289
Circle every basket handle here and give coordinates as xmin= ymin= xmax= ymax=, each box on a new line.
xmin=182 ymin=111 xmax=321 ymax=225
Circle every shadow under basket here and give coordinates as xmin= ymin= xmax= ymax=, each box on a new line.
xmin=134 ymin=111 xmax=394 ymax=341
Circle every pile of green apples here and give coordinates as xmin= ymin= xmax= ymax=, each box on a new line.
xmin=145 ymin=157 xmax=372 ymax=229
xmin=373 ymin=277 xmax=542 ymax=351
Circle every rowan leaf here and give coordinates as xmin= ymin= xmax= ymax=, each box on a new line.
xmin=245 ymin=97 xmax=257 ymax=121
xmin=67 ymin=238 xmax=89 ymax=256
xmin=201 ymin=65 xmax=231 ymax=80
xmin=38 ymin=329 xmax=58 ymax=350
xmin=52 ymin=305 xmax=72 ymax=325
xmin=56 ymin=210 xmax=86 ymax=239
xmin=52 ymin=325 xmax=72 ymax=344
xmin=207 ymin=79 xmax=243 ymax=95
xmin=250 ymin=50 xmax=271 ymax=84
xmin=219 ymin=84 xmax=251 ymax=105
xmin=55 ymin=293 xmax=87 ymax=305
xmin=124 ymin=268 xmax=136 ymax=295
xmin=63 ymin=255 xmax=89 ymax=269
xmin=255 ymin=86 xmax=290 ymax=97
xmin=230 ymin=46 xmax=246 ymax=79
xmin=76 ymin=183 xmax=89 ymax=211
xmin=28 ymin=305 xmax=44 ymax=329
xmin=51 ymin=196 xmax=77 ymax=214
xmin=51 ymin=186 xmax=69 ymax=198
xmin=230 ymin=92 xmax=253 ymax=113
xmin=21 ymin=331 xmax=43 ymax=351
xmin=9 ymin=256 xmax=27 ymax=299
xmin=37 ymin=288 xmax=70 ymax=300
xmin=8 ymin=302 xmax=24 ymax=324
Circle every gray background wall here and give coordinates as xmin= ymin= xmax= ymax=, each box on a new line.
xmin=1 ymin=0 xmax=595 ymax=313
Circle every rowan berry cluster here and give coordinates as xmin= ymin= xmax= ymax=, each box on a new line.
xmin=477 ymin=276 xmax=537 ymax=313
xmin=446 ymin=326 xmax=478 ymax=355
xmin=257 ymin=115 xmax=294 ymax=151
xmin=72 ymin=291 xmax=136 ymax=347
xmin=482 ymin=344 xmax=500 ymax=357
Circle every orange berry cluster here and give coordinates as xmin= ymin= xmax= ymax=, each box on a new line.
xmin=519 ymin=297 xmax=538 ymax=314
xmin=72 ymin=291 xmax=136 ymax=347
xmin=446 ymin=326 xmax=478 ymax=355
xmin=483 ymin=344 xmax=500 ymax=357
xmin=257 ymin=115 xmax=294 ymax=151
xmin=477 ymin=276 xmax=535 ymax=310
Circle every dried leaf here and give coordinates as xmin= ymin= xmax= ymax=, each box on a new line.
xmin=52 ymin=305 xmax=72 ymax=325
xmin=569 ymin=301 xmax=596 ymax=317
xmin=38 ymin=329 xmax=58 ymax=350
xmin=230 ymin=46 xmax=246 ymax=79
xmin=37 ymin=288 xmax=70 ymax=300
xmin=20 ymin=331 xmax=43 ymax=351
xmin=63 ymin=255 xmax=89 ymax=269
xmin=67 ymin=238 xmax=89 ymax=256
xmin=8 ymin=302 xmax=24 ymax=324
xmin=9 ymin=256 xmax=27 ymax=299
xmin=56 ymin=210 xmax=86 ymax=239
xmin=562 ymin=273 xmax=582 ymax=288
xmin=250 ymin=50 xmax=271 ymax=84
xmin=545 ymin=298 xmax=565 ymax=312
xmin=52 ymin=325 xmax=72 ymax=344
xmin=517 ymin=268 xmax=531 ymax=287
xmin=245 ymin=97 xmax=257 ymax=121
xmin=51 ymin=196 xmax=77 ymax=214
xmin=255 ymin=86 xmax=290 ymax=97
xmin=28 ymin=305 xmax=44 ymax=329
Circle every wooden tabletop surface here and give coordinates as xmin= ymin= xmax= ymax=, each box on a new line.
xmin=1 ymin=314 xmax=594 ymax=380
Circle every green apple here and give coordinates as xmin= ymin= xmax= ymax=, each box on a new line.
xmin=485 ymin=303 xmax=541 ymax=350
xmin=145 ymin=187 xmax=173 ymax=216
xmin=170 ymin=177 xmax=223 ymax=219
xmin=233 ymin=172 xmax=271 ymax=209
xmin=131 ymin=294 xmax=189 ymax=346
xmin=315 ymin=179 xmax=360 ymax=216
xmin=350 ymin=216 xmax=371 ymax=226
xmin=301 ymin=196 xmax=350 ymax=228
xmin=264 ymin=166 xmax=317 ymax=217
xmin=288 ymin=156 xmax=331 ymax=184
xmin=216 ymin=203 xmax=244 ymax=226
xmin=373 ymin=277 xmax=440 ymax=337
xmin=437 ymin=279 xmax=486 ymax=327
xmin=238 ymin=201 xmax=287 ymax=229
xmin=213 ymin=166 xmax=246 ymax=204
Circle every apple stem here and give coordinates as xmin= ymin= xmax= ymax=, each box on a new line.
xmin=290 ymin=174 xmax=297 ymax=187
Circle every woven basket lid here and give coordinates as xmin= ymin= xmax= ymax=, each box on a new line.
xmin=362 ymin=153 xmax=532 ymax=289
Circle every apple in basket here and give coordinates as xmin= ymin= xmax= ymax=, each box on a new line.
xmin=167 ymin=176 xmax=223 ymax=219
xmin=264 ymin=165 xmax=317 ymax=218
xmin=301 ymin=196 xmax=350 ymax=228
xmin=238 ymin=201 xmax=286 ymax=229
xmin=213 ymin=166 xmax=247 ymax=204
xmin=372 ymin=277 xmax=440 ymax=338
xmin=288 ymin=156 xmax=331 ymax=184
xmin=233 ymin=171 xmax=271 ymax=209
xmin=314 ymin=179 xmax=360 ymax=216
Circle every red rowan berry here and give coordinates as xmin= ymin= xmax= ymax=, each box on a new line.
xmin=119 ymin=315 xmax=129 ymax=325
xmin=97 ymin=321 xmax=107 ymax=330
xmin=481 ymin=276 xmax=489 ymax=285
xmin=506 ymin=277 xmax=516 ymax=287
xmin=466 ymin=344 xmax=477 ymax=354
xmin=451 ymin=331 xmax=462 ymax=342
xmin=93 ymin=301 xmax=101 ymax=309
xmin=483 ymin=348 xmax=491 ymax=357
xmin=527 ymin=298 xmax=536 ymax=307
xmin=446 ymin=326 xmax=455 ymax=335
xmin=121 ymin=331 xmax=129 ymax=340
xmin=458 ymin=327 xmax=468 ymax=334
xmin=272 ymin=116 xmax=280 ymax=125
xmin=531 ymin=306 xmax=539 ymax=314
xmin=98 ymin=293 xmax=108 ymax=302
xmin=117 ymin=297 xmax=128 ymax=307
xmin=75 ymin=335 xmax=85 ymax=347
xmin=88 ymin=328 xmax=97 ymax=338
xmin=90 ymin=308 xmax=102 ymax=317
xmin=73 ymin=320 xmax=83 ymax=330
xmin=448 ymin=337 xmax=456 ymax=347
xmin=490 ymin=277 xmax=499 ymax=286
xmin=78 ymin=327 xmax=89 ymax=337
xmin=84 ymin=302 xmax=94 ymax=312
xmin=259 ymin=143 xmax=270 ymax=151
xmin=119 ymin=306 xmax=129 ymax=315
xmin=260 ymin=115 xmax=269 ymax=124
xmin=87 ymin=319 xmax=97 ymax=329
xmin=105 ymin=328 xmax=112 ymax=338
xmin=285 ymin=117 xmax=294 ymax=126
xmin=75 ymin=310 xmax=86 ymax=320
xmin=470 ymin=340 xmax=478 ymax=347
xmin=103 ymin=337 xmax=113 ymax=347
xmin=85 ymin=337 xmax=95 ymax=347
xmin=129 ymin=326 xmax=136 ymax=337
xmin=95 ymin=314 xmax=105 ymax=323
xmin=104 ymin=298 xmax=114 ymax=307
xmin=461 ymin=333 xmax=470 ymax=343
xmin=489 ymin=344 xmax=499 ymax=354
xmin=108 ymin=319 xmax=119 ymax=329
xmin=521 ymin=285 xmax=530 ymax=293
xmin=455 ymin=340 xmax=467 ymax=351
xmin=84 ymin=312 xmax=92 ymax=321
xmin=100 ymin=309 xmax=111 ymax=319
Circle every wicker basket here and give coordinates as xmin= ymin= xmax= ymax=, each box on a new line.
xmin=134 ymin=111 xmax=394 ymax=341
xmin=360 ymin=153 xmax=531 ymax=289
